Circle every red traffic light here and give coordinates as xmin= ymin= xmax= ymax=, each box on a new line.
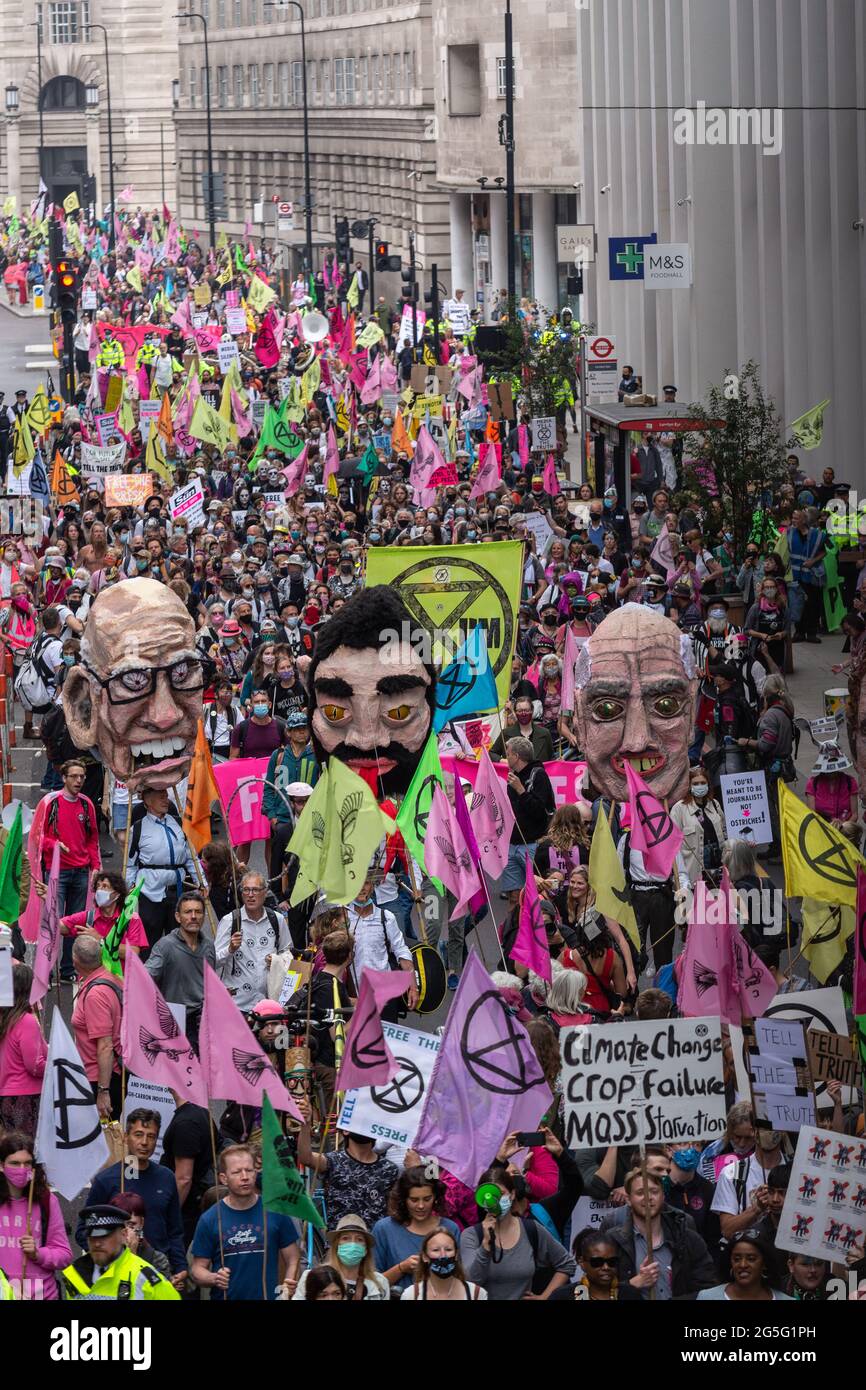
xmin=376 ymin=242 xmax=387 ymax=258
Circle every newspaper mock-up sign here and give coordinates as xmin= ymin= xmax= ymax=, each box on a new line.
xmin=81 ymin=441 xmax=127 ymax=476
xmin=218 ymin=338 xmax=240 ymax=374
xmin=530 ymin=417 xmax=557 ymax=453
xmin=170 ymin=481 xmax=206 ymax=530
xmin=777 ymin=1124 xmax=866 ymax=1262
xmin=226 ymin=307 xmax=248 ymax=336
xmin=338 ymin=1021 xmax=441 ymax=1150
xmin=719 ymin=770 xmax=772 ymax=844
xmin=138 ymin=398 xmax=162 ymax=442
xmin=560 ymin=1018 xmax=726 ymax=1150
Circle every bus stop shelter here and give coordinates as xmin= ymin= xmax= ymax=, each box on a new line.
xmin=585 ymin=404 xmax=720 ymax=507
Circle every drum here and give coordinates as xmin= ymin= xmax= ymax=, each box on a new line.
xmin=410 ymin=943 xmax=447 ymax=1014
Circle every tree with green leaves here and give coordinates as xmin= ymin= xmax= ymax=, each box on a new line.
xmin=680 ymin=360 xmax=795 ymax=561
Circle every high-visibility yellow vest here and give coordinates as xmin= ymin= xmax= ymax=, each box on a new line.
xmin=60 ymin=1247 xmax=180 ymax=1302
xmin=97 ymin=340 xmax=124 ymax=369
xmin=0 ymin=1267 xmax=14 ymax=1300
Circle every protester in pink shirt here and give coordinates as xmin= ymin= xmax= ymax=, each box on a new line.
xmin=0 ymin=1132 xmax=71 ymax=1300
xmin=0 ymin=965 xmax=46 ymax=1137
xmin=62 ymin=870 xmax=148 ymax=964
xmin=69 ymin=935 xmax=123 ymax=1121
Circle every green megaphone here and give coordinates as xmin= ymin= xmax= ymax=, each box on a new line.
xmin=475 ymin=1182 xmax=502 ymax=1214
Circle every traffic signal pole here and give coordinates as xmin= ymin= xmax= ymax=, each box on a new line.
xmin=368 ymin=219 xmax=375 ymax=309
xmin=410 ymin=230 xmax=417 ymax=349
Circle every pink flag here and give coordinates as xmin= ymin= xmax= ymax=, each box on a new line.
xmin=121 ymin=950 xmax=209 ymax=1107
xmin=624 ymin=760 xmax=683 ymax=880
xmin=349 ymin=351 xmax=368 ymax=392
xmin=517 ymin=424 xmax=530 ymax=467
xmin=360 ymin=355 xmax=381 ymax=405
xmin=457 ymin=364 xmax=480 ymax=404
xmin=542 ymin=454 xmax=560 ymax=496
xmin=380 ymin=355 xmax=398 ymax=392
xmin=471 ymin=748 xmax=515 ymax=878
xmin=230 ymin=386 xmax=253 ymax=438
xmin=677 ymin=873 xmax=776 ymax=1024
xmin=244 ymin=219 xmax=252 ymax=236
xmin=560 ymin=623 xmax=580 ymax=718
xmin=469 ymin=441 xmax=502 ymax=499
xmin=856 ymin=868 xmax=866 ymax=1014
xmin=29 ymin=843 xmax=61 ymax=1006
xmin=650 ymin=527 xmax=678 ymax=581
xmin=200 ymin=963 xmax=303 ymax=1118
xmin=724 ymin=907 xmax=778 ymax=1025
xmin=512 ymin=852 xmax=552 ymax=982
xmin=424 ymin=786 xmax=483 ymax=920
xmin=323 ymin=424 xmax=340 ymax=488
xmin=254 ymin=310 xmax=280 ymax=368
xmin=335 ymin=968 xmax=411 ymax=1092
xmin=410 ymin=426 xmax=447 ymax=501
xmin=283 ymin=443 xmax=309 ymax=498
xmin=171 ymin=294 xmax=192 ymax=334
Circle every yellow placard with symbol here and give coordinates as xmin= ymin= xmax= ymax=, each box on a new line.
xmin=63 ymin=192 xmax=80 ymax=214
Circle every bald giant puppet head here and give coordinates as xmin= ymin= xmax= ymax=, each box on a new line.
xmin=62 ymin=578 xmax=203 ymax=792
xmin=574 ymin=603 xmax=697 ymax=804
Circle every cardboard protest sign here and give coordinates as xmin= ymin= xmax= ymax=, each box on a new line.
xmin=80 ymin=441 xmax=127 ymax=475
xmin=338 ymin=1021 xmax=441 ymax=1150
xmin=138 ymin=398 xmax=162 ymax=442
xmin=744 ymin=1016 xmax=815 ymax=1131
xmin=807 ymin=1029 xmax=859 ymax=1090
xmin=720 ymin=770 xmax=772 ymax=845
xmin=104 ymin=474 xmax=154 ymax=507
xmin=730 ymin=986 xmax=852 ymax=1110
xmin=777 ymin=1125 xmax=866 ymax=1262
xmin=170 ymin=480 xmax=206 ymax=530
xmin=560 ymin=1018 xmax=726 ymax=1149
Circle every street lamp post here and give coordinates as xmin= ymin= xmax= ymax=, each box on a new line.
xmin=86 ymin=24 xmax=116 ymax=252
xmin=502 ymin=0 xmax=516 ymax=313
xmin=266 ymin=1 xmax=313 ymax=277
xmin=176 ymin=9 xmax=216 ymax=249
xmin=29 ymin=19 xmax=44 ymax=180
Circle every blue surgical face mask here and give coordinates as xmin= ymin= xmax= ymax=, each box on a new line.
xmin=498 ymin=1194 xmax=512 ymax=1217
xmin=337 ymin=1241 xmax=366 ymax=1268
xmin=62 ymin=653 xmax=75 ymax=666
xmin=672 ymin=1147 xmax=701 ymax=1173
xmin=253 ymin=703 xmax=269 ymax=718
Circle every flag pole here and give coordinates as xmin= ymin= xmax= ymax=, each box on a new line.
xmin=170 ymin=787 xmax=220 ymax=940
xmin=19 ymin=1170 xmax=35 ymax=1299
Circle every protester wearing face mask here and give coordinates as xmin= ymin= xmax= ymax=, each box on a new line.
xmin=460 ymin=1168 xmax=574 ymax=1301
xmin=296 ymin=1102 xmax=401 ymax=1230
xmin=401 ymin=1228 xmax=488 ymax=1302
xmin=744 ymin=576 xmax=789 ymax=675
xmin=662 ymin=1146 xmax=720 ymax=1254
xmin=0 ymin=1132 xmax=71 ymax=1300
xmin=0 ymin=582 xmax=37 ymax=670
xmin=214 ymin=618 xmax=248 ymax=683
xmin=490 ymin=695 xmax=554 ymax=763
xmin=291 ymin=1214 xmax=389 ymax=1302
xmin=276 ymin=602 xmax=315 ymax=656
xmin=671 ymin=765 xmax=727 ymax=885
xmin=61 ymin=870 xmax=149 ymax=965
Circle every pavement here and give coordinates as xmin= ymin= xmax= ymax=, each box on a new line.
xmin=0 ymin=301 xmax=54 ymax=400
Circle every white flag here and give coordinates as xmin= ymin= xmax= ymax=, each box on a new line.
xmin=35 ymin=1011 xmax=110 ymax=1201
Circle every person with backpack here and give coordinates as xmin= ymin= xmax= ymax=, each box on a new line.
xmin=202 ymin=679 xmax=242 ymax=762
xmin=38 ymin=759 xmax=102 ymax=982
xmin=214 ymin=869 xmax=291 ymax=1013
xmin=61 ymin=869 xmax=149 ymax=967
xmin=229 ymin=687 xmax=290 ymax=868
xmin=69 ymin=934 xmax=123 ymax=1120
xmin=144 ymin=892 xmax=216 ymax=1055
xmin=14 ymin=604 xmax=64 ymax=741
xmin=459 ymin=1167 xmax=575 ymax=1300
xmin=125 ymin=785 xmax=196 ymax=951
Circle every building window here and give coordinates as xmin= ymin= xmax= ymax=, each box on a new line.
xmin=358 ymin=55 xmax=368 ymax=104
xmin=40 ymin=74 xmax=85 ymax=109
xmin=49 ymin=1 xmax=87 ymax=45
xmin=201 ymin=0 xmax=209 ymax=20
xmin=291 ymin=60 xmax=303 ymax=106
xmin=247 ymin=0 xmax=256 ymax=20
xmin=248 ymin=63 xmax=259 ymax=106
xmin=189 ymin=65 xmax=197 ymax=109
xmin=217 ymin=66 xmax=228 ymax=107
xmin=371 ymin=54 xmax=379 ymax=104
xmin=35 ymin=3 xmax=44 ymax=42
xmin=335 ymin=58 xmax=345 ymax=106
xmin=448 ymin=44 xmax=481 ymax=116
xmin=278 ymin=61 xmax=289 ymax=106
xmin=496 ymin=56 xmax=509 ymax=99
xmin=393 ymin=53 xmax=401 ymax=103
xmin=553 ymin=193 xmax=578 ymax=225
xmin=345 ymin=56 xmax=355 ymax=105
xmin=233 ymin=64 xmax=244 ymax=106
xmin=320 ymin=59 xmax=330 ymax=103
xmin=383 ymin=54 xmax=391 ymax=103
xmin=216 ymin=0 xmax=226 ymax=24
xmin=403 ymin=50 xmax=412 ymax=101
xmin=200 ymin=67 xmax=209 ymax=107
xmin=263 ymin=62 xmax=275 ymax=106
xmin=233 ymin=0 xmax=242 ymax=21
xmin=307 ymin=59 xmax=316 ymax=104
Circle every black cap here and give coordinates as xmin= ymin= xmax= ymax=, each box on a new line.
xmin=80 ymin=1204 xmax=129 ymax=1237
xmin=663 ymin=384 xmax=677 ymax=393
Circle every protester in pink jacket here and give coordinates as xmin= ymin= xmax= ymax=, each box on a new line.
xmin=0 ymin=965 xmax=47 ymax=1137
xmin=0 ymin=1132 xmax=72 ymax=1300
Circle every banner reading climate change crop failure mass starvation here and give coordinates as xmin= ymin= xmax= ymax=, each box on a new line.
xmin=365 ymin=541 xmax=523 ymax=706
xmin=560 ymin=1017 xmax=726 ymax=1150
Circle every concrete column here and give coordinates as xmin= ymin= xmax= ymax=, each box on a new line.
xmin=448 ymin=190 xmax=473 ymax=297
xmin=86 ymin=111 xmax=102 ymax=209
xmin=489 ymin=190 xmax=508 ymax=302
xmin=531 ymin=190 xmax=558 ymax=312
xmin=5 ymin=117 xmax=21 ymax=206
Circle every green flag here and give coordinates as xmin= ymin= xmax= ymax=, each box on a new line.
xmin=357 ymin=439 xmax=379 ymax=481
xmin=288 ymin=761 xmax=394 ymax=906
xmin=790 ymin=398 xmax=830 ymax=450
xmin=261 ymin=1095 xmax=325 ymax=1228
xmin=234 ymin=243 xmax=250 ymax=273
xmin=822 ymin=536 xmax=847 ymax=634
xmin=0 ymin=805 xmax=23 ymax=923
xmin=395 ymin=734 xmax=444 ymax=890
xmin=102 ymin=875 xmax=145 ymax=977
xmin=249 ymin=398 xmax=305 ymax=469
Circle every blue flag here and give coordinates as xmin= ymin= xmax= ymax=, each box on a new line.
xmin=29 ymin=449 xmax=50 ymax=502
xmin=433 ymin=626 xmax=499 ymax=732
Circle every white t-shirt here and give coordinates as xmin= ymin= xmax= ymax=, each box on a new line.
xmin=346 ymin=905 xmax=411 ymax=980
xmin=401 ymin=1281 xmax=487 ymax=1300
xmin=710 ymin=1154 xmax=769 ymax=1215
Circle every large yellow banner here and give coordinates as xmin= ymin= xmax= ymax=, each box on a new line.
xmin=365 ymin=541 xmax=523 ymax=705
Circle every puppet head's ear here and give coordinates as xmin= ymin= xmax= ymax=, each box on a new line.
xmin=62 ymin=666 xmax=101 ymax=750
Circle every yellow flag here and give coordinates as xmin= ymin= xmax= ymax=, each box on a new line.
xmin=800 ymin=897 xmax=854 ymax=984
xmin=13 ymin=414 xmax=35 ymax=470
xmin=117 ymin=393 xmax=135 ymax=436
xmin=300 ymin=358 xmax=321 ymax=405
xmin=26 ymin=385 xmax=51 ymax=435
xmin=2 ymin=196 xmax=15 ymax=216
xmin=356 ymin=321 xmax=384 ymax=348
xmin=126 ymin=266 xmax=143 ymax=294
xmin=218 ymin=375 xmax=238 ymax=446
xmin=779 ymin=780 xmax=866 ymax=908
xmin=247 ymin=274 xmax=276 ymax=314
xmin=217 ymin=260 xmax=233 ymax=287
xmin=63 ymin=191 xmax=80 ymax=214
xmin=216 ymin=230 xmax=228 ymax=251
xmin=190 ymin=395 xmax=231 ymax=452
xmin=335 ymin=398 xmax=350 ymax=436
xmin=589 ymin=810 xmax=640 ymax=950
xmin=145 ymin=428 xmax=173 ymax=484
xmin=346 ymin=272 xmax=360 ymax=311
